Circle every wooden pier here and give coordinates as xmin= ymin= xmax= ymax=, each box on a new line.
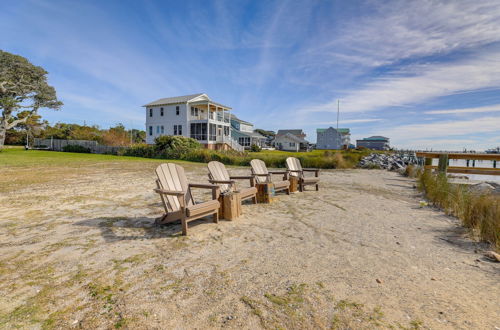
xmin=416 ymin=152 xmax=500 ymax=176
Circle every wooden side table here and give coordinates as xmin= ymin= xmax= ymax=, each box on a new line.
xmin=218 ymin=192 xmax=242 ymax=220
xmin=255 ymin=183 xmax=276 ymax=203
xmin=289 ymin=176 xmax=298 ymax=193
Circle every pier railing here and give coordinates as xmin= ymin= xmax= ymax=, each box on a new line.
xmin=416 ymin=152 xmax=500 ymax=176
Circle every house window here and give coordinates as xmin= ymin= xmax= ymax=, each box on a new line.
xmin=174 ymin=125 xmax=178 ymax=135
xmin=149 ymin=108 xmax=153 ymax=117
xmin=149 ymin=126 xmax=152 ymax=136
xmin=160 ymin=107 xmax=164 ymax=116
xmin=190 ymin=123 xmax=207 ymax=140
xmin=157 ymin=126 xmax=160 ymax=134
xmin=190 ymin=107 xmax=199 ymax=117
xmin=161 ymin=125 xmax=164 ymax=134
xmin=238 ymin=137 xmax=251 ymax=146
xmin=176 ymin=106 xmax=179 ymax=115
xmin=289 ymin=142 xmax=296 ymax=147
xmin=178 ymin=125 xmax=182 ymax=135
xmin=224 ymin=126 xmax=230 ymax=136
xmin=209 ymin=123 xmax=217 ymax=141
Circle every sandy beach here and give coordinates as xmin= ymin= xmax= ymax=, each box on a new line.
xmin=1 ymin=162 xmax=499 ymax=329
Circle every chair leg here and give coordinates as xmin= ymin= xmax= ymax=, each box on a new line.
xmin=286 ymin=187 xmax=290 ymax=195
xmin=181 ymin=217 xmax=188 ymax=236
xmin=213 ymin=211 xmax=219 ymax=223
xmin=316 ymin=184 xmax=319 ymax=191
xmin=252 ymin=196 xmax=257 ymax=204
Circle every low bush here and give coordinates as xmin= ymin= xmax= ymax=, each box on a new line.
xmin=154 ymin=135 xmax=201 ymax=159
xmin=250 ymin=144 xmax=262 ymax=152
xmin=62 ymin=145 xmax=91 ymax=153
xmin=418 ymin=171 xmax=500 ymax=250
xmin=120 ymin=143 xmax=155 ymax=158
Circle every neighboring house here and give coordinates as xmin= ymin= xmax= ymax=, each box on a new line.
xmin=230 ymin=114 xmax=266 ymax=150
xmin=356 ymin=136 xmax=390 ymax=150
xmin=143 ymin=93 xmax=242 ymax=151
xmin=316 ymin=127 xmax=351 ymax=149
xmin=275 ymin=129 xmax=309 ymax=152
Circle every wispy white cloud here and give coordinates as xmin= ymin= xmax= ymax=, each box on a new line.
xmin=425 ymin=104 xmax=500 ymax=114
xmin=386 ymin=116 xmax=500 ymax=138
xmin=297 ymin=50 xmax=500 ymax=114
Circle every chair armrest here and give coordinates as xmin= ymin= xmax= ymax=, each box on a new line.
xmin=268 ymin=170 xmax=287 ymax=174
xmin=253 ymin=173 xmax=270 ymax=176
xmin=287 ymin=169 xmax=302 ymax=172
xmin=229 ymin=175 xmax=254 ymax=179
xmin=208 ymin=179 xmax=235 ymax=184
xmin=154 ymin=188 xmax=186 ymax=196
xmin=189 ymin=183 xmax=220 ymax=199
xmin=230 ymin=175 xmax=255 ymax=187
xmin=303 ymin=168 xmax=320 ymax=172
xmin=189 ymin=183 xmax=220 ymax=189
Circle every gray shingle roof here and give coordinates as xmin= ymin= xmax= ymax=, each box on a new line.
xmin=277 ymin=133 xmax=309 ymax=144
xmin=143 ymin=93 xmax=205 ymax=107
xmin=276 ymin=129 xmax=305 ymax=137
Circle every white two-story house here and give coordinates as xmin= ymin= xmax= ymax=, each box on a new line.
xmin=143 ymin=93 xmax=243 ymax=151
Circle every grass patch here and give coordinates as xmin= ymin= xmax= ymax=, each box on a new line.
xmin=418 ymin=171 xmax=500 ymax=250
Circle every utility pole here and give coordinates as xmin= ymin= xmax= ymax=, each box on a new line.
xmin=336 ymin=99 xmax=340 ymax=131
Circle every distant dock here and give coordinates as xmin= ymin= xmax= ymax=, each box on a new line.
xmin=417 ymin=152 xmax=500 ymax=176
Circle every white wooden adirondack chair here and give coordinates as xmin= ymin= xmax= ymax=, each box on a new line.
xmin=285 ymin=157 xmax=320 ymax=191
xmin=207 ymin=161 xmax=258 ymax=203
xmin=154 ymin=163 xmax=220 ymax=235
xmin=250 ymin=159 xmax=290 ymax=194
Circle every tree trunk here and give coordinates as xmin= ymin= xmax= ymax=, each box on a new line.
xmin=0 ymin=124 xmax=6 ymax=149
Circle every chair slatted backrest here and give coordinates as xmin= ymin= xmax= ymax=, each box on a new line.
xmin=207 ymin=161 xmax=232 ymax=193
xmin=155 ymin=163 xmax=193 ymax=213
xmin=250 ymin=159 xmax=269 ymax=184
xmin=286 ymin=157 xmax=303 ymax=177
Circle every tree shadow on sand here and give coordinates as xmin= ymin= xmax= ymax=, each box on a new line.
xmin=73 ymin=216 xmax=214 ymax=243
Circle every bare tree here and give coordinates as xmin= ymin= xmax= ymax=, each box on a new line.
xmin=0 ymin=50 xmax=62 ymax=148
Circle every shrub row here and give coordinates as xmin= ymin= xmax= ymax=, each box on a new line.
xmin=417 ymin=170 xmax=500 ymax=250
xmin=118 ymin=136 xmax=369 ymax=169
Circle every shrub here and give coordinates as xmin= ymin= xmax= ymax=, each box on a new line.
xmin=62 ymin=144 xmax=91 ymax=153
xmin=121 ymin=143 xmax=155 ymax=158
xmin=154 ymin=135 xmax=201 ymax=159
xmin=250 ymin=144 xmax=262 ymax=152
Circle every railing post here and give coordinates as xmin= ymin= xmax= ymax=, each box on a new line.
xmin=438 ymin=154 xmax=448 ymax=174
xmin=424 ymin=157 xmax=432 ymax=173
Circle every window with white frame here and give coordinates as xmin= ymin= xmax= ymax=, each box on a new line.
xmin=160 ymin=107 xmax=164 ymax=116
xmin=149 ymin=126 xmax=153 ymax=136
xmin=174 ymin=125 xmax=178 ymax=135
xmin=149 ymin=108 xmax=153 ymax=117
xmin=176 ymin=106 xmax=180 ymax=115
xmin=161 ymin=126 xmax=164 ymax=134
xmin=178 ymin=125 xmax=182 ymax=135
xmin=238 ymin=137 xmax=251 ymax=146
xmin=156 ymin=126 xmax=160 ymax=134
xmin=289 ymin=142 xmax=295 ymax=147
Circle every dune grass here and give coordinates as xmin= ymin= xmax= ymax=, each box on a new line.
xmin=417 ymin=170 xmax=500 ymax=250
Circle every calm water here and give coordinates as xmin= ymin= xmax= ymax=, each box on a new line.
xmin=431 ymin=159 xmax=499 ymax=182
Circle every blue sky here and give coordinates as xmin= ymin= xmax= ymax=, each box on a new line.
xmin=1 ymin=0 xmax=500 ymax=150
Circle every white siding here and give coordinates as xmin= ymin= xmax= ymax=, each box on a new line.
xmin=275 ymin=136 xmax=300 ymax=152
xmin=145 ymin=104 xmax=188 ymax=144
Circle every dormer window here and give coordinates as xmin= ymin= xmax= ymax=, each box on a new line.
xmin=176 ymin=106 xmax=180 ymax=115
xmin=160 ymin=108 xmax=164 ymax=116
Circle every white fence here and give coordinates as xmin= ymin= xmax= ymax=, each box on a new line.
xmin=33 ymin=138 xmax=124 ymax=154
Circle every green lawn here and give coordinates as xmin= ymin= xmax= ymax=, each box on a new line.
xmin=0 ymin=146 xmax=166 ymax=167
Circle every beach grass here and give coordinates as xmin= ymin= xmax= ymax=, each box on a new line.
xmin=417 ymin=170 xmax=500 ymax=250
